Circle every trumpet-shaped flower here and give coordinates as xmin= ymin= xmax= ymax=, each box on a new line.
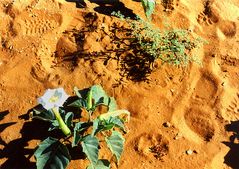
xmin=38 ymin=88 xmax=69 ymax=110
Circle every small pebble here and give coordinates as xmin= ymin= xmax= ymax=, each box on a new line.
xmin=174 ymin=133 xmax=183 ymax=140
xmin=186 ymin=150 xmax=193 ymax=155
xmin=163 ymin=122 xmax=171 ymax=128
xmin=170 ymin=89 xmax=175 ymax=95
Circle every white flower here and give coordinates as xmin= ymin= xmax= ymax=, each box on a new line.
xmin=37 ymin=88 xmax=69 ymax=110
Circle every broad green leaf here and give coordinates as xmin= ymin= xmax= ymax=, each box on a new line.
xmin=68 ymin=99 xmax=87 ymax=108
xmin=71 ymin=85 xmax=118 ymax=113
xmin=99 ymin=110 xmax=130 ymax=122
xmin=34 ymin=137 xmax=71 ymax=169
xmin=81 ymin=135 xmax=99 ymax=166
xmin=107 ymin=116 xmax=125 ymax=131
xmin=74 ymin=122 xmax=91 ymax=132
xmin=30 ymin=108 xmax=55 ymax=122
xmin=91 ymin=85 xmax=109 ymax=106
xmin=69 ymin=87 xmax=90 ymax=109
xmin=92 ymin=118 xmax=103 ymax=136
xmin=92 ymin=117 xmax=125 ymax=136
xmin=64 ymin=112 xmax=74 ymax=128
xmin=92 ymin=118 xmax=112 ymax=136
xmin=105 ymin=131 xmax=125 ymax=162
xmin=92 ymin=118 xmax=114 ymax=136
xmin=74 ymin=86 xmax=89 ymax=99
xmin=48 ymin=120 xmax=59 ymax=131
xmin=108 ymin=97 xmax=118 ymax=112
xmin=87 ymin=159 xmax=110 ymax=169
xmin=73 ymin=131 xmax=82 ymax=147
xmin=72 ymin=122 xmax=91 ymax=147
xmin=141 ymin=0 xmax=156 ymax=19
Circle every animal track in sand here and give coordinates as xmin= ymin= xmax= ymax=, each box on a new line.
xmin=224 ymin=93 xmax=239 ymax=120
xmin=184 ymin=108 xmax=215 ymax=141
xmin=30 ymin=0 xmax=40 ymax=7
xmin=152 ymin=63 xmax=189 ymax=89
xmin=161 ymin=0 xmax=178 ymax=13
xmin=30 ymin=63 xmax=48 ymax=82
xmin=197 ymin=1 xmax=219 ymax=26
xmin=197 ymin=12 xmax=214 ymax=26
xmin=191 ymin=73 xmax=219 ymax=106
xmin=14 ymin=9 xmax=62 ymax=36
xmin=227 ymin=93 xmax=239 ymax=114
xmin=36 ymin=41 xmax=56 ymax=71
xmin=171 ymin=70 xmax=219 ymax=144
xmin=220 ymin=54 xmax=239 ymax=67
xmin=135 ymin=133 xmax=169 ymax=160
xmin=31 ymin=63 xmax=62 ymax=87
xmin=29 ymin=0 xmax=64 ymax=10
xmin=218 ymin=20 xmax=237 ymax=38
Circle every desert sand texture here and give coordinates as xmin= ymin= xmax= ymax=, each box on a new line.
xmin=0 ymin=0 xmax=239 ymax=168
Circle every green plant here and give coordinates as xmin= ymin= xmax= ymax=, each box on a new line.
xmin=30 ymin=85 xmax=130 ymax=169
xmin=141 ymin=0 xmax=156 ymax=19
xmin=130 ymin=17 xmax=203 ymax=65
xmin=112 ymin=12 xmax=203 ymax=66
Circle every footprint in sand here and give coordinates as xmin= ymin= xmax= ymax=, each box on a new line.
xmin=218 ymin=20 xmax=237 ymax=38
xmin=185 ymin=73 xmax=219 ymax=141
xmin=161 ymin=0 xmax=177 ymax=13
xmin=191 ymin=73 xmax=219 ymax=106
xmin=220 ymin=54 xmax=239 ymax=67
xmin=172 ymin=71 xmax=219 ymax=143
xmin=135 ymin=133 xmax=169 ymax=160
xmin=13 ymin=9 xmax=62 ymax=37
xmin=31 ymin=63 xmax=62 ymax=87
xmin=197 ymin=12 xmax=214 ymax=26
xmin=197 ymin=11 xmax=219 ymax=26
xmin=152 ymin=63 xmax=189 ymax=89
xmin=226 ymin=93 xmax=239 ymax=114
xmin=184 ymin=108 xmax=215 ymax=141
xmin=36 ymin=41 xmax=56 ymax=71
xmin=222 ymin=93 xmax=239 ymax=121
xmin=30 ymin=63 xmax=48 ymax=82
xmin=197 ymin=1 xmax=219 ymax=26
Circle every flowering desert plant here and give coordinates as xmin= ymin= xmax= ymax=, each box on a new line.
xmin=30 ymin=85 xmax=130 ymax=169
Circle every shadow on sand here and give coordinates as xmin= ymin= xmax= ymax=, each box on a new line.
xmin=0 ymin=108 xmax=85 ymax=169
xmin=223 ymin=121 xmax=239 ymax=169
xmin=66 ymin=0 xmax=137 ymax=19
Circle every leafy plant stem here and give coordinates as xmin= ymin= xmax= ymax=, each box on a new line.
xmin=87 ymin=89 xmax=93 ymax=121
xmin=87 ymin=89 xmax=93 ymax=110
xmin=52 ymin=107 xmax=71 ymax=136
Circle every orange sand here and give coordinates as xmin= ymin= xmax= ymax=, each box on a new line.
xmin=0 ymin=0 xmax=239 ymax=168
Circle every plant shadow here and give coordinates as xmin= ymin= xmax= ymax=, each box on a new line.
xmin=0 ymin=110 xmax=17 ymax=147
xmin=65 ymin=0 xmax=137 ymax=19
xmin=65 ymin=0 xmax=86 ymax=8
xmin=0 ymin=119 xmax=48 ymax=169
xmin=57 ymin=15 xmax=155 ymax=82
xmin=223 ymin=121 xmax=239 ymax=169
xmin=0 ymin=108 xmax=86 ymax=169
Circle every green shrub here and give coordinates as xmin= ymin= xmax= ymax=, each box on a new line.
xmin=112 ymin=12 xmax=204 ymax=66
